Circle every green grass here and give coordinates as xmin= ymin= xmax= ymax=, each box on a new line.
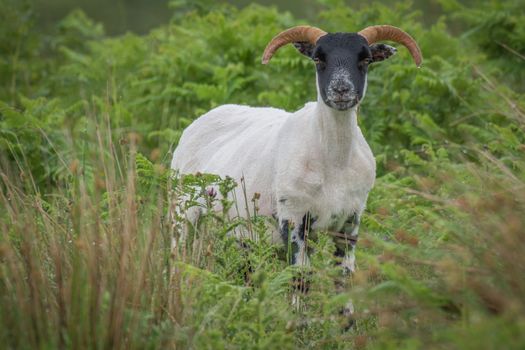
xmin=1 ymin=0 xmax=525 ymax=348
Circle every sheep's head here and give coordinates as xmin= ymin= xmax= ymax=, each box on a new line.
xmin=262 ymin=25 xmax=422 ymax=111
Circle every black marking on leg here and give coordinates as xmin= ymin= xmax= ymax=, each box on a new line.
xmin=291 ymin=213 xmax=314 ymax=264
xmin=280 ymin=219 xmax=289 ymax=245
xmin=280 ymin=219 xmax=297 ymax=265
xmin=297 ymin=215 xmax=307 ymax=241
xmin=280 ymin=213 xmax=316 ymax=265
xmin=300 ymin=212 xmax=316 ymax=238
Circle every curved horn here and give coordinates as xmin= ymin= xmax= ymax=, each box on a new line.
xmin=358 ymin=25 xmax=422 ymax=67
xmin=262 ymin=25 xmax=327 ymax=64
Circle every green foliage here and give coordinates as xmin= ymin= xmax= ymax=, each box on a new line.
xmin=440 ymin=0 xmax=525 ymax=91
xmin=1 ymin=0 xmax=525 ymax=348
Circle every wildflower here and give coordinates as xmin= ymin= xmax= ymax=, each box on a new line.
xmin=207 ymin=187 xmax=217 ymax=198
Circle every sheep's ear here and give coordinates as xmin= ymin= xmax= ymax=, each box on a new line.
xmin=293 ymin=41 xmax=315 ymax=58
xmin=370 ymin=43 xmax=397 ymax=63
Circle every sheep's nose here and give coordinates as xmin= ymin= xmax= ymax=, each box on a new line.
xmin=333 ymin=85 xmax=350 ymax=95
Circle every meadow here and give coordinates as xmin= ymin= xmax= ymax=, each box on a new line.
xmin=1 ymin=0 xmax=525 ymax=348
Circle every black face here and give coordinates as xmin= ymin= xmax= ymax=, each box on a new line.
xmin=294 ymin=33 xmax=397 ymax=111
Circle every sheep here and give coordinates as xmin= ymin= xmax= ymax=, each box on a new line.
xmin=171 ymin=24 xmax=421 ymax=315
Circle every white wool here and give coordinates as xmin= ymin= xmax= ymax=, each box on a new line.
xmin=171 ymin=91 xmax=376 ymax=240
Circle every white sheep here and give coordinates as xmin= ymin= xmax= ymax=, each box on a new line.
xmin=172 ymin=25 xmax=421 ymax=272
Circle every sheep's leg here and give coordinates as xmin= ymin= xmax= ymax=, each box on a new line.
xmin=334 ymin=213 xmax=360 ymax=330
xmin=334 ymin=246 xmax=356 ymax=329
xmin=280 ymin=213 xmax=315 ymax=267
xmin=280 ymin=213 xmax=314 ymax=310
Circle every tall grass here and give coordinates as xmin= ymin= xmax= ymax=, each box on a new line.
xmin=1 ymin=119 xmax=168 ymax=348
xmin=0 ymin=106 xmax=297 ymax=349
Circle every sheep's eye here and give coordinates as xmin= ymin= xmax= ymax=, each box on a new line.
xmin=313 ymin=57 xmax=326 ymax=70
xmin=359 ymin=57 xmax=372 ymax=69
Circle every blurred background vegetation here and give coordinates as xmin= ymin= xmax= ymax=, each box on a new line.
xmin=1 ymin=0 xmax=524 ymax=349
xmin=34 ymin=0 xmax=454 ymax=35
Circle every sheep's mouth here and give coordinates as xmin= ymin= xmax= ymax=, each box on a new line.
xmin=327 ymin=98 xmax=358 ymax=111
